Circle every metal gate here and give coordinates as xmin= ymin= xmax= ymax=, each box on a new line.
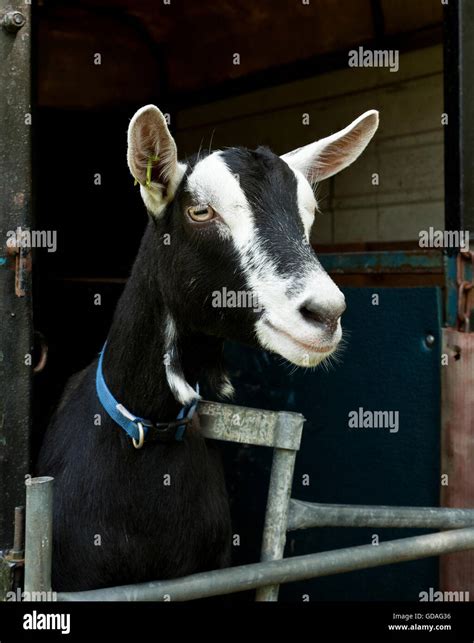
xmin=20 ymin=400 xmax=474 ymax=602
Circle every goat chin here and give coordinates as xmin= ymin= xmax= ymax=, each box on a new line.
xmin=274 ymin=347 xmax=336 ymax=368
xmin=255 ymin=324 xmax=339 ymax=368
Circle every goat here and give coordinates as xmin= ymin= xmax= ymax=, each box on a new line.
xmin=37 ymin=105 xmax=379 ymax=591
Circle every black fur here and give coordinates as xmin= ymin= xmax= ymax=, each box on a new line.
xmin=37 ymin=146 xmax=309 ymax=591
xmin=37 ymin=225 xmax=233 ymax=591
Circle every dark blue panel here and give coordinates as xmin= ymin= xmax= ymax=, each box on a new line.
xmin=216 ymin=287 xmax=442 ymax=601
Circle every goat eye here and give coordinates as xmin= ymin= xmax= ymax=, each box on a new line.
xmin=187 ymin=204 xmax=215 ymax=222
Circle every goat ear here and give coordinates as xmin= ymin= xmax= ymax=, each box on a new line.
xmin=127 ymin=105 xmax=185 ymax=216
xmin=281 ymin=110 xmax=379 ymax=183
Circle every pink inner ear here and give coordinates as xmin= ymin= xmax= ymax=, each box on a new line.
xmin=134 ymin=121 xmax=161 ymax=176
xmin=282 ymin=110 xmax=379 ymax=183
xmin=316 ymin=129 xmax=366 ymax=178
xmin=130 ymin=109 xmax=177 ymax=187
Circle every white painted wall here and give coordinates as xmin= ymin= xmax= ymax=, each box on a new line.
xmin=176 ymin=45 xmax=444 ymax=245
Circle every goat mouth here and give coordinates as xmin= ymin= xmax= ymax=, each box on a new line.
xmin=263 ymin=320 xmax=336 ymax=354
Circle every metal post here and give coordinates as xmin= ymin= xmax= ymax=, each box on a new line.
xmin=24 ymin=477 xmax=54 ymax=596
xmin=444 ymin=0 xmax=474 ymax=238
xmin=0 ymin=0 xmax=33 ymax=554
xmin=255 ymin=412 xmax=304 ymax=602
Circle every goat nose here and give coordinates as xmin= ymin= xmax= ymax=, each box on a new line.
xmin=299 ymin=298 xmax=346 ymax=332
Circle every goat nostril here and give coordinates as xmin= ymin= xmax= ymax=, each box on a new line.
xmin=300 ymin=304 xmax=325 ymax=325
xmin=299 ymin=300 xmax=345 ymax=331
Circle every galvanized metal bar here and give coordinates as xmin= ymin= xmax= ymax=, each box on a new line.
xmin=24 ymin=477 xmax=53 ymax=595
xmin=254 ymin=413 xmax=303 ymax=602
xmin=58 ymin=527 xmax=474 ymax=602
xmin=287 ymin=499 xmax=474 ymax=531
xmin=0 ymin=0 xmax=33 ymax=552
xmin=198 ymin=401 xmax=304 ymax=450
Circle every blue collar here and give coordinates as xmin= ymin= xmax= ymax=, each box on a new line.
xmin=96 ymin=344 xmax=199 ymax=448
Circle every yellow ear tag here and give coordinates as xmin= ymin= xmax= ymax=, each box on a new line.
xmin=133 ymin=155 xmax=160 ymax=188
xmin=145 ymin=154 xmax=160 ymax=188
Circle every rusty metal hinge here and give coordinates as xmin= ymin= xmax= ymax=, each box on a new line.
xmin=457 ymin=250 xmax=474 ymax=332
xmin=6 ymin=227 xmax=32 ymax=297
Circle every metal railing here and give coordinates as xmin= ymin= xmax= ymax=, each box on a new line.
xmin=22 ymin=400 xmax=474 ymax=601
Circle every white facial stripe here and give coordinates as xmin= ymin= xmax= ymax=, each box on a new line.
xmin=187 ymin=152 xmax=255 ymax=248
xmin=294 ymin=169 xmax=317 ymax=239
xmin=188 ymin=153 xmax=297 ymax=327
xmin=187 ymin=150 xmax=324 ymax=312
xmin=187 ymin=149 xmax=344 ymax=371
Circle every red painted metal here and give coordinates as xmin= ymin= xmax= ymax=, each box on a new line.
xmin=441 ymin=328 xmax=474 ymax=595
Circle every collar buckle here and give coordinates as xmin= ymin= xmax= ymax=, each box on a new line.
xmin=132 ymin=422 xmax=145 ymax=449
